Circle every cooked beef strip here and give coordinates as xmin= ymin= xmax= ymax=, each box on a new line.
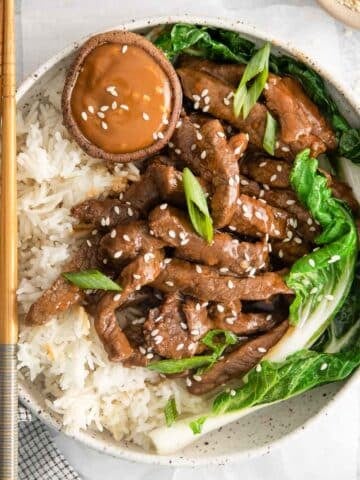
xmin=25 ymin=235 xmax=101 ymax=325
xmin=241 ymin=156 xmax=292 ymax=189
xmin=99 ymin=220 xmax=165 ymax=265
xmin=177 ymin=66 xmax=336 ymax=159
xmin=143 ymin=293 xmax=212 ymax=359
xmin=319 ymin=168 xmax=359 ymax=213
xmin=231 ymin=194 xmax=289 ymax=239
xmin=94 ymin=249 xmax=164 ymax=361
xmin=264 ymin=75 xmax=337 ymax=157
xmin=209 ymin=300 xmax=278 ymax=335
xmin=178 ymin=55 xmax=245 ymax=87
xmin=151 ymin=258 xmax=292 ymax=303
xmin=187 ymin=319 xmax=289 ymax=394
xmin=149 ymin=205 xmax=269 ymax=275
xmin=198 ymin=120 xmax=240 ymax=227
xmin=71 ymin=198 xmax=141 ymax=229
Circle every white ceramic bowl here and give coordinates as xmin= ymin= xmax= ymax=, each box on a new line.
xmin=18 ymin=15 xmax=360 ymax=467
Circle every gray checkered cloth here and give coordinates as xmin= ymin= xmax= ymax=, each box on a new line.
xmin=19 ymin=405 xmax=80 ymax=479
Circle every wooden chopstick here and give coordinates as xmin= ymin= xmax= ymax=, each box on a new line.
xmin=0 ymin=0 xmax=18 ymax=479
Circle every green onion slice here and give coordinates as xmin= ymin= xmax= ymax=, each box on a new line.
xmin=233 ymin=42 xmax=270 ymax=119
xmin=164 ymin=398 xmax=179 ymax=427
xmin=263 ymin=111 xmax=278 ymax=155
xmin=62 ymin=269 xmax=122 ymax=291
xmin=182 ymin=167 xmax=213 ymax=243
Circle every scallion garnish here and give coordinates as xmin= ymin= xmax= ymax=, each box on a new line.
xmin=189 ymin=416 xmax=207 ymax=435
xmin=62 ymin=269 xmax=122 ymax=291
xmin=182 ymin=167 xmax=213 ymax=243
xmin=164 ymin=397 xmax=179 ymax=427
xmin=263 ymin=111 xmax=278 ymax=155
xmin=233 ymin=42 xmax=270 ymax=119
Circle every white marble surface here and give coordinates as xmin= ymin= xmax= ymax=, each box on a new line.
xmin=17 ymin=1 xmax=360 ymax=478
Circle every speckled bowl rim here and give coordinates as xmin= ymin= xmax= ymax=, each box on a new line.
xmin=17 ymin=14 xmax=360 ymax=468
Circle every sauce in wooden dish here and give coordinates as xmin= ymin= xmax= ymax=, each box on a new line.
xmin=71 ymin=42 xmax=172 ymax=154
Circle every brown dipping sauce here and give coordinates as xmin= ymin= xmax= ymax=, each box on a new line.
xmin=71 ymin=42 xmax=172 ymax=154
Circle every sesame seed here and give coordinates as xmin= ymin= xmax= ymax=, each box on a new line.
xmin=191 ymin=143 xmax=197 ymax=151
xmin=152 ymin=132 xmax=158 ymax=140
xmin=294 ymin=237 xmax=302 ymax=244
xmin=249 ymin=267 xmax=257 ymax=276
xmin=227 ymin=280 xmax=234 ymax=289
xmin=144 ymin=252 xmax=155 ymax=263
xmin=256 ymin=364 xmax=262 ymax=372
xmin=154 ymin=335 xmax=164 ymax=345
xmin=194 ymin=101 xmax=200 ymax=110
xmin=258 ymin=347 xmax=267 ymax=353
xmin=81 ymin=111 xmax=88 ymax=121
xmin=86 ymin=239 xmax=92 ymax=247
xmin=146 ymin=353 xmax=154 ymax=360
xmin=259 ymin=189 xmax=265 ymax=198
xmin=101 ymin=121 xmax=108 ymax=130
xmin=154 ymin=315 xmax=163 ymax=323
xmin=192 ymin=94 xmax=201 ymax=101
xmin=278 ymin=249 xmax=284 ymax=258
xmin=151 ymin=329 xmax=159 ymax=337
xmin=176 ymin=120 xmax=182 ymax=129
xmin=193 ymin=375 xmax=202 ymax=382
xmin=176 ymin=343 xmax=184 ymax=351
xmin=160 ymin=203 xmax=168 ymax=210
xmin=133 ymin=274 xmax=141 ymax=280
xmin=320 ymin=363 xmax=328 ymax=371
xmin=217 ymin=304 xmax=225 ymax=313
xmin=191 ymin=328 xmax=200 ymax=336
xmin=88 ymin=105 xmax=95 ymax=114
xmin=113 ymin=293 xmax=121 ymax=302
xmin=165 ymin=280 xmax=174 ymax=287
xmin=200 ymin=150 xmax=207 ymax=159
xmin=234 ymin=146 xmax=242 ymax=155
xmin=113 ymin=250 xmax=123 ymax=259
xmin=122 ymin=45 xmax=128 ymax=54
xmin=164 ymin=258 xmax=172 ymax=264
xmin=270 ymin=174 xmax=277 ymax=182
xmin=168 ymin=230 xmax=176 ymax=239
xmin=102 ymin=258 xmax=108 ymax=265
xmin=97 ymin=111 xmax=105 ymax=119
xmin=225 ymin=317 xmax=235 ymax=325
xmin=229 ymin=225 xmax=236 ymax=231
xmin=92 ymin=229 xmax=98 ymax=236
xmin=328 ymin=255 xmax=340 ymax=264
xmin=157 ymin=131 xmax=164 ymax=139
xmin=223 ymin=97 xmax=230 ymax=106
xmin=174 ymin=148 xmax=181 ymax=155
xmin=203 ymin=96 xmax=211 ymax=105
xmin=274 ymin=229 xmax=281 ymax=236
xmin=127 ymin=207 xmax=134 ymax=217
xmin=310 ymin=226 xmax=316 ymax=232
xmin=201 ymin=88 xmax=209 ymax=97
xmin=202 ymin=105 xmax=210 ymax=112
xmin=263 ymin=184 xmax=270 ymax=191
xmin=275 ymin=141 xmax=280 ymax=148
xmin=309 ymin=258 xmax=316 ymax=267
xmin=139 ymin=346 xmax=146 ymax=355
xmin=217 ymin=131 xmax=225 ymax=138
xmin=180 ymin=322 xmax=187 ymax=330
xmin=110 ymin=229 xmax=117 ymax=238
xmin=286 ymin=199 xmax=296 ymax=205
xmin=112 ymin=101 xmax=117 ymax=110
xmin=240 ymin=178 xmax=249 ymax=185
xmin=142 ymin=112 xmax=150 ymax=121
xmin=196 ymin=131 xmax=203 ymax=141
xmin=228 ymin=177 xmax=235 ymax=186
xmin=266 ymin=314 xmax=272 ymax=321
xmin=186 ymin=377 xmax=192 ymax=387
xmin=281 ymin=146 xmax=290 ymax=152
xmin=120 ymin=104 xmax=129 ymax=111
xmin=194 ymin=265 xmax=203 ymax=274
xmin=255 ymin=211 xmax=263 ymax=220
xmin=276 ymin=165 xmax=282 ymax=172
xmin=123 ymin=234 xmax=131 ymax=242
xmin=100 ymin=105 xmax=109 ymax=112
xmin=307 ymin=217 xmax=313 ymax=226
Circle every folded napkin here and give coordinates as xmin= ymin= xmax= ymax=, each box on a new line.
xmin=18 ymin=405 xmax=80 ymax=480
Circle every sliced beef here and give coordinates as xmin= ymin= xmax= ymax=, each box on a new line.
xmin=187 ymin=320 xmax=289 ymax=394
xmin=99 ymin=220 xmax=165 ymax=265
xmin=178 ymin=55 xmax=245 ymax=87
xmin=149 ymin=205 xmax=269 ymax=275
xmin=320 ymin=170 xmax=359 ymax=213
xmin=231 ymin=194 xmax=289 ymax=239
xmin=143 ymin=294 xmax=212 ymax=359
xmin=25 ymin=236 xmax=101 ymax=325
xmin=94 ymin=249 xmax=164 ymax=361
xmin=71 ymin=198 xmax=141 ymax=229
xmin=198 ymin=120 xmax=240 ymax=227
xmin=151 ymin=258 xmax=292 ymax=303
xmin=241 ymin=156 xmax=292 ymax=188
xmin=264 ymin=75 xmax=337 ymax=157
xmin=209 ymin=300 xmax=277 ymax=335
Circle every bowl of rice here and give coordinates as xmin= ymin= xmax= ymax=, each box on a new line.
xmin=17 ymin=15 xmax=360 ymax=466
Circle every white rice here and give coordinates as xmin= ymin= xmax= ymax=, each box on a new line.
xmin=17 ymin=71 xmax=207 ymax=449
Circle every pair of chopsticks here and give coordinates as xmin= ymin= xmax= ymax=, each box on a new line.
xmin=0 ymin=0 xmax=18 ymax=479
